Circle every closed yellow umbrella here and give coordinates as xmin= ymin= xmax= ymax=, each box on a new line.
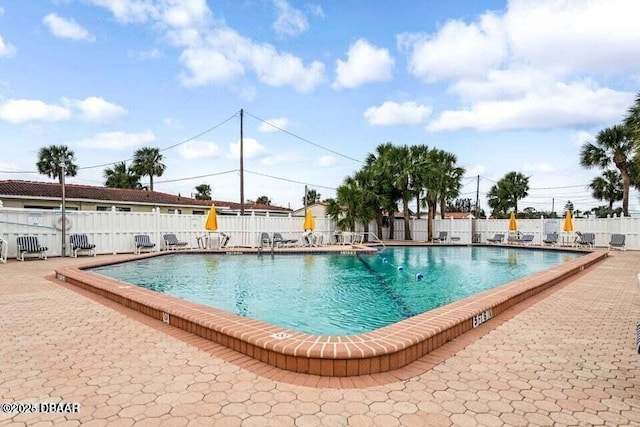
xmin=563 ymin=210 xmax=573 ymax=232
xmin=508 ymin=212 xmax=517 ymax=231
xmin=303 ymin=209 xmax=315 ymax=231
xmin=205 ymin=204 xmax=218 ymax=231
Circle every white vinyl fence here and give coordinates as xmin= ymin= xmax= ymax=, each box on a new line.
xmin=1 ymin=207 xmax=637 ymax=259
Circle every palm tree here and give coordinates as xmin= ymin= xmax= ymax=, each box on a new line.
xmin=487 ymin=172 xmax=529 ymax=217
xmin=194 ymin=184 xmax=212 ymax=200
xmin=36 ymin=145 xmax=78 ymax=184
xmin=385 ymin=144 xmax=413 ymax=240
xmin=437 ymin=153 xmax=465 ymax=224
xmin=580 ymin=125 xmax=634 ymax=216
xmin=103 ymin=162 xmax=141 ymax=189
xmin=132 ymin=147 xmax=166 ymax=191
xmin=624 ymin=91 xmax=640 ymax=137
xmin=303 ymin=189 xmax=321 ymax=205
xmin=589 ymin=169 xmax=623 ymax=211
xmin=255 ymin=195 xmax=271 ymax=205
xmin=365 ymin=143 xmax=400 ymax=240
xmin=410 ymin=145 xmax=430 ymax=219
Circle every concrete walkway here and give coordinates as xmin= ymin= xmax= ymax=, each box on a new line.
xmin=1 ymin=252 xmax=639 ymax=426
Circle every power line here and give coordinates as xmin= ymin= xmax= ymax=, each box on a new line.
xmin=244 ymin=169 xmax=338 ymax=191
xmin=155 ymin=169 xmax=239 ymax=184
xmin=244 ymin=111 xmax=365 ymax=164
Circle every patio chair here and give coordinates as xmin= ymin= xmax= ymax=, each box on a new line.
xmin=433 ymin=231 xmax=448 ymax=243
xmin=69 ymin=233 xmax=96 ymax=257
xmin=487 ymin=233 xmax=504 ymax=244
xmin=543 ymin=232 xmax=558 ymax=246
xmin=220 ymin=232 xmax=231 ymax=248
xmin=16 ymin=236 xmax=48 ymax=261
xmin=163 ymin=233 xmax=188 ymax=250
xmin=514 ymin=234 xmax=534 ymax=245
xmin=608 ymin=234 xmax=625 ymax=251
xmin=134 ymin=234 xmax=156 ymax=254
xmin=273 ymin=232 xmax=297 ymax=247
xmin=259 ymin=232 xmax=273 ymax=248
xmin=575 ymin=232 xmax=595 ymax=248
xmin=0 ymin=235 xmax=7 ymax=263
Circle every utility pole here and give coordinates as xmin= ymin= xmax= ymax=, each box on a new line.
xmin=475 ymin=175 xmax=480 ymax=218
xmin=60 ymin=163 xmax=66 ymax=257
xmin=304 ymin=185 xmax=308 ymax=214
xmin=240 ymin=109 xmax=245 ymax=215
xmin=551 ymin=198 xmax=554 ymax=216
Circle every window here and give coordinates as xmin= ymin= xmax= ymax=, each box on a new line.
xmin=168 ymin=209 xmax=182 ymax=214
xmin=117 ymin=207 xmax=131 ymax=212
xmin=192 ymin=210 xmax=205 ymax=215
xmin=97 ymin=206 xmax=110 ymax=211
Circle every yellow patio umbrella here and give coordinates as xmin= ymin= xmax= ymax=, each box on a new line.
xmin=303 ymin=209 xmax=315 ymax=231
xmin=205 ymin=204 xmax=218 ymax=231
xmin=563 ymin=210 xmax=573 ymax=232
xmin=508 ymin=212 xmax=517 ymax=231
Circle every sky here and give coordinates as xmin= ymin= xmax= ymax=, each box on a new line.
xmin=1 ymin=0 xmax=639 ymax=214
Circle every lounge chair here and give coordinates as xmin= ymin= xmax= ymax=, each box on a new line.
xmin=259 ymin=232 xmax=273 ymax=248
xmin=0 ymin=235 xmax=7 ymax=263
xmin=487 ymin=234 xmax=504 ymax=244
xmin=163 ymin=233 xmax=188 ymax=250
xmin=273 ymin=232 xmax=297 ymax=247
xmin=575 ymin=232 xmax=595 ymax=248
xmin=219 ymin=232 xmax=231 ymax=248
xmin=609 ymin=234 xmax=625 ymax=251
xmin=433 ymin=231 xmax=448 ymax=243
xmin=134 ymin=234 xmax=156 ymax=254
xmin=514 ymin=234 xmax=534 ymax=245
xmin=69 ymin=233 xmax=96 ymax=257
xmin=543 ymin=232 xmax=558 ymax=246
xmin=16 ymin=236 xmax=48 ymax=261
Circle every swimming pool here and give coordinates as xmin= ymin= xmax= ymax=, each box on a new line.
xmin=90 ymin=246 xmax=583 ymax=336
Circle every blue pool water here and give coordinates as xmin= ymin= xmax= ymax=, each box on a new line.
xmin=90 ymin=247 xmax=582 ymax=336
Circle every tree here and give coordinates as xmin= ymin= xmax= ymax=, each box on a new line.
xmin=589 ymin=169 xmax=623 ymax=211
xmin=36 ymin=145 xmax=78 ymax=184
xmin=364 ymin=143 xmax=400 ymax=240
xmin=104 ymin=162 xmax=141 ymax=189
xmin=625 ymin=91 xmax=640 ymax=138
xmin=255 ymin=195 xmax=271 ymax=205
xmin=580 ymin=125 xmax=634 ymax=216
xmin=132 ymin=147 xmax=166 ymax=191
xmin=303 ymin=189 xmax=321 ymax=205
xmin=564 ymin=200 xmax=574 ymax=213
xmin=487 ymin=172 xmax=529 ymax=218
xmin=194 ymin=184 xmax=211 ymax=200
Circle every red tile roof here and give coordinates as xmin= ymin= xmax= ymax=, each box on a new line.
xmin=0 ymin=180 xmax=291 ymax=212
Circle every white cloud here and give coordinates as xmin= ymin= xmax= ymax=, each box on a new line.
xmin=43 ymin=13 xmax=95 ymax=41
xmin=87 ymin=0 xmax=157 ymax=23
xmin=364 ymin=101 xmax=432 ymax=126
xmin=90 ymin=0 xmax=325 ymax=92
xmin=427 ymin=82 xmax=633 ymax=132
xmin=0 ymin=35 xmax=16 ymax=58
xmin=62 ymin=97 xmax=128 ymax=121
xmin=315 ymin=156 xmax=336 ymax=167
xmin=272 ymin=0 xmax=308 ymax=37
xmin=177 ymin=140 xmax=220 ymax=159
xmin=128 ymin=47 xmax=160 ymax=60
xmin=523 ymin=162 xmax=556 ymax=174
xmin=261 ymin=152 xmax=303 ymax=165
xmin=308 ymin=4 xmax=324 ymax=18
xmin=258 ymin=117 xmax=289 ymax=133
xmin=0 ymin=99 xmax=72 ymax=123
xmin=398 ymin=13 xmax=506 ymax=82
xmin=334 ymin=39 xmax=394 ymax=89
xmin=75 ymin=130 xmax=155 ymax=150
xmin=228 ymin=138 xmax=267 ymax=159
xmin=572 ymin=131 xmax=594 ymax=148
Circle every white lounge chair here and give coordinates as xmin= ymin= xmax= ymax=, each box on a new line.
xmin=163 ymin=233 xmax=188 ymax=250
xmin=17 ymin=236 xmax=48 ymax=261
xmin=0 ymin=235 xmax=7 ymax=263
xmin=134 ymin=234 xmax=156 ymax=254
xmin=69 ymin=233 xmax=96 ymax=257
xmin=543 ymin=232 xmax=558 ymax=246
xmin=609 ymin=234 xmax=625 ymax=251
xmin=433 ymin=231 xmax=448 ymax=243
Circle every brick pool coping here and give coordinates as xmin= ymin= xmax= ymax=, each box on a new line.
xmin=55 ymin=247 xmax=607 ymax=377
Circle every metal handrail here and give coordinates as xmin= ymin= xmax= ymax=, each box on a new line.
xmin=361 ymin=231 xmax=386 ymax=250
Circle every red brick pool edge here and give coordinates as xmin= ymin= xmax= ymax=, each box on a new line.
xmin=55 ymin=249 xmax=607 ymax=377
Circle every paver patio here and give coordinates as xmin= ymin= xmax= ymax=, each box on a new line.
xmin=1 ymin=251 xmax=639 ymax=426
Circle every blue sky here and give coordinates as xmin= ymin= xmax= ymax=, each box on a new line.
xmin=1 ymin=0 xmax=639 ymax=213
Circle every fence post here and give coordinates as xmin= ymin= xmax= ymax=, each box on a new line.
xmin=110 ymin=206 xmax=117 ymax=254
xmin=154 ymin=208 xmax=161 ymax=252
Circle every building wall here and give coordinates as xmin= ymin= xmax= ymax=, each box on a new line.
xmin=0 ymin=197 xmax=209 ymax=214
